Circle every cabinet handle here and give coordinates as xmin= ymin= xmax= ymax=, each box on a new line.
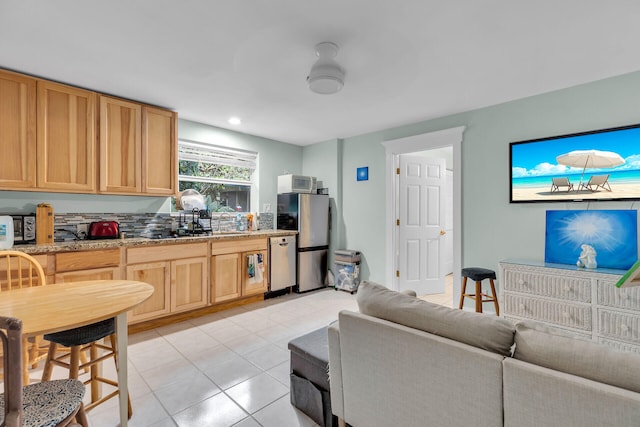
xmin=621 ymin=324 xmax=630 ymax=332
xmin=519 ymin=303 xmax=526 ymax=312
xmin=518 ymin=279 xmax=525 ymax=286
xmin=564 ymin=285 xmax=573 ymax=292
xmin=562 ymin=311 xmax=571 ymax=319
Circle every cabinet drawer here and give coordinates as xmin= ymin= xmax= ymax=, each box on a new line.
xmin=56 ymin=249 xmax=121 ymax=272
xmin=598 ymin=308 xmax=640 ymax=345
xmin=211 ymin=238 xmax=267 ymax=255
xmin=502 ymin=268 xmax=591 ymax=302
xmin=598 ymin=337 xmax=640 ymax=354
xmin=597 ymin=280 xmax=640 ymax=310
xmin=127 ymin=243 xmax=207 ymax=264
xmin=503 ymin=293 xmax=592 ymax=331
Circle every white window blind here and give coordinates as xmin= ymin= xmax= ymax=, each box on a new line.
xmin=178 ymin=140 xmax=257 ymax=170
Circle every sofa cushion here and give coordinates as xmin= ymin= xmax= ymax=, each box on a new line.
xmin=513 ymin=321 xmax=640 ymax=393
xmin=356 ymin=280 xmax=515 ymax=356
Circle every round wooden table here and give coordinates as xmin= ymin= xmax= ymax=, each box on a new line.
xmin=0 ymin=279 xmax=154 ymax=427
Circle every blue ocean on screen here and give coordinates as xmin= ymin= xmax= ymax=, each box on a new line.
xmin=512 ymin=168 xmax=640 ymax=188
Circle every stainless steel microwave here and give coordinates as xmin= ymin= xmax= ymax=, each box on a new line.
xmin=277 ymin=174 xmax=317 ymax=194
xmin=0 ymin=214 xmax=36 ymax=244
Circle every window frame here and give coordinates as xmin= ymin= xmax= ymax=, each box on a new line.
xmin=176 ymin=139 xmax=258 ymax=213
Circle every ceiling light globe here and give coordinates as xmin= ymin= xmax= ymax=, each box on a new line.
xmin=307 ymin=42 xmax=345 ymax=95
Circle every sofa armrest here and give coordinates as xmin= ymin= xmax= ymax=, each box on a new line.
xmin=327 ymin=319 xmax=344 ymax=419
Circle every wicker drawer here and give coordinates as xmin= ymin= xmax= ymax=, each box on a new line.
xmin=597 ymin=280 xmax=640 ymax=310
xmin=502 ymin=268 xmax=591 ymax=302
xmin=504 ymin=293 xmax=592 ymax=331
xmin=598 ymin=337 xmax=640 ymax=354
xmin=597 ymin=308 xmax=640 ymax=344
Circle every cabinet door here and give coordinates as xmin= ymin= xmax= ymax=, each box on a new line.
xmin=0 ymin=70 xmax=36 ymax=188
xmin=99 ymin=96 xmax=142 ymax=194
xmin=143 ymin=106 xmax=176 ymax=195
xmin=242 ymin=250 xmax=268 ymax=296
xmin=126 ymin=261 xmax=171 ymax=322
xmin=37 ymin=80 xmax=96 ymax=191
xmin=171 ymin=257 xmax=208 ymax=313
xmin=211 ymin=253 xmax=241 ymax=303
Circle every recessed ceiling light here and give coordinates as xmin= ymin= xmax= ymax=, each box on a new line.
xmin=228 ymin=117 xmax=241 ymax=125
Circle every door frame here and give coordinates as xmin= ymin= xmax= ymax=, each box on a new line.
xmin=382 ymin=126 xmax=465 ymax=303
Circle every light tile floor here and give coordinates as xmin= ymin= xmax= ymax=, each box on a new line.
xmin=28 ymin=278 xmax=453 ymax=427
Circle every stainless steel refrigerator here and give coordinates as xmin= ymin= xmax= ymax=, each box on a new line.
xmin=277 ymin=193 xmax=329 ymax=292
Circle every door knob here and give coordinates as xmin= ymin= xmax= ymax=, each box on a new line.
xmin=440 ymin=230 xmax=446 ymax=236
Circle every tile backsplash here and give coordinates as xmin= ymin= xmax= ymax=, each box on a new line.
xmin=54 ymin=212 xmax=275 ymax=242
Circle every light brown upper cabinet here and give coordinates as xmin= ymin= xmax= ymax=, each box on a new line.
xmin=142 ymin=106 xmax=177 ymax=195
xmin=0 ymin=70 xmax=37 ymax=189
xmin=100 ymin=96 xmax=177 ymax=195
xmin=0 ymin=68 xmax=177 ymax=195
xmin=99 ymin=95 xmax=142 ymax=194
xmin=37 ymin=80 xmax=96 ymax=192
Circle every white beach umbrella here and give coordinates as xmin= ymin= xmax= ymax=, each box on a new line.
xmin=556 ymin=149 xmax=625 ymax=184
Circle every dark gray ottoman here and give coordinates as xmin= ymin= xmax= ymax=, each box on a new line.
xmin=288 ymin=326 xmax=338 ymax=427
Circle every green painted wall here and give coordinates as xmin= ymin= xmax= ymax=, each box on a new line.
xmin=338 ymin=70 xmax=640 ymax=284
xmin=302 ymin=139 xmax=343 ymax=270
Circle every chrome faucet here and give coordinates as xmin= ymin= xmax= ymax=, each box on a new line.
xmin=217 ymin=212 xmax=232 ymax=232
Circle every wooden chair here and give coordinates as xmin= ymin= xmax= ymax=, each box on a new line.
xmin=0 ymin=251 xmax=50 ymax=379
xmin=550 ymin=177 xmax=574 ymax=192
xmin=0 ymin=315 xmax=89 ymax=427
xmin=41 ymin=318 xmax=132 ymax=417
xmin=579 ymin=174 xmax=612 ymax=192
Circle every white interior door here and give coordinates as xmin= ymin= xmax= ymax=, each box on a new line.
xmin=397 ymin=154 xmax=446 ymax=294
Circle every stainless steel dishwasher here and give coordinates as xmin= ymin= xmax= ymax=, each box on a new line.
xmin=269 ymin=235 xmax=296 ymax=291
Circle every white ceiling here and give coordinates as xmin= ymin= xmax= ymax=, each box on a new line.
xmin=2 ymin=1 xmax=640 ymax=146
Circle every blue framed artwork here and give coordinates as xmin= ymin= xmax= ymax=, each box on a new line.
xmin=545 ymin=210 xmax=638 ymax=270
xmin=356 ymin=166 xmax=369 ymax=181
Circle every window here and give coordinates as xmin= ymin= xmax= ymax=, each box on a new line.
xmin=177 ymin=140 xmax=257 ymax=212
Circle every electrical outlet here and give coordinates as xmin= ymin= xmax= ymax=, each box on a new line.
xmin=77 ymin=224 xmax=88 ymax=235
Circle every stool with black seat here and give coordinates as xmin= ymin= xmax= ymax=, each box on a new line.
xmin=459 ymin=267 xmax=500 ymax=315
xmin=41 ymin=318 xmax=132 ymax=417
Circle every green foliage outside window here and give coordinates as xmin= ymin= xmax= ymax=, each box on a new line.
xmin=179 ymin=160 xmax=251 ymax=181
xmin=177 ymin=159 xmax=252 ymax=213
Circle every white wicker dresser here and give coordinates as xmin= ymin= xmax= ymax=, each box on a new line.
xmin=499 ymin=259 xmax=640 ymax=353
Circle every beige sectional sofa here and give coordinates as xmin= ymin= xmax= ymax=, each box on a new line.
xmin=328 ymin=281 xmax=640 ymax=427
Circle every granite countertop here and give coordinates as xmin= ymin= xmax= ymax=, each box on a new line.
xmin=15 ymin=230 xmax=297 ymax=255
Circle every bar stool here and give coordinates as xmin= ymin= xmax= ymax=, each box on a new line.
xmin=41 ymin=318 xmax=132 ymax=417
xmin=459 ymin=267 xmax=500 ymax=315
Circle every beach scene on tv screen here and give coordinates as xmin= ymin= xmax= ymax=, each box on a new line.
xmin=511 ymin=126 xmax=640 ymax=202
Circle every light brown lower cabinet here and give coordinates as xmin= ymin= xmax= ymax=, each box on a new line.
xmin=126 ymin=243 xmax=208 ymax=323
xmin=126 ymin=261 xmax=171 ymax=322
xmin=211 ymin=253 xmax=242 ymax=303
xmin=171 ymin=257 xmax=208 ymax=313
xmin=54 ymin=249 xmax=121 ymax=283
xmin=211 ymin=239 xmax=268 ymax=303
xmin=20 ymin=236 xmax=279 ymax=325
xmin=242 ymin=249 xmax=268 ymax=296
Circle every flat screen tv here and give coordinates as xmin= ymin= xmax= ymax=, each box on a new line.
xmin=510 ymin=124 xmax=640 ymax=203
